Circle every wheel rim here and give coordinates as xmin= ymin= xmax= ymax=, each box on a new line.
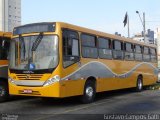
xmin=86 ymin=86 xmax=94 ymax=97
xmin=0 ymin=87 xmax=5 ymax=97
xmin=138 ymin=79 xmax=142 ymax=90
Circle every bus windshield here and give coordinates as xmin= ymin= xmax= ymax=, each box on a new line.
xmin=9 ymin=35 xmax=58 ymax=70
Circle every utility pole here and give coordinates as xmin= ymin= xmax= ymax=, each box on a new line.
xmin=4 ymin=0 xmax=5 ymax=32
xmin=128 ymin=15 xmax=130 ymax=38
xmin=143 ymin=12 xmax=146 ymax=43
xmin=136 ymin=11 xmax=146 ymax=43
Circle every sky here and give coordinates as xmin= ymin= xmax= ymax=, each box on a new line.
xmin=22 ymin=0 xmax=160 ymax=37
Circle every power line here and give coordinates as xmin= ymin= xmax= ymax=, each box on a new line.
xmin=146 ymin=21 xmax=160 ymax=22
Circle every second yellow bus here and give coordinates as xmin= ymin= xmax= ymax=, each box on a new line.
xmin=0 ymin=31 xmax=11 ymax=102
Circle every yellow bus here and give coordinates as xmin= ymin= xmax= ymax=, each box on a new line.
xmin=0 ymin=31 xmax=11 ymax=102
xmin=8 ymin=22 xmax=158 ymax=103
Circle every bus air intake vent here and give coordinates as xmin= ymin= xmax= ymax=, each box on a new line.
xmin=16 ymin=74 xmax=43 ymax=80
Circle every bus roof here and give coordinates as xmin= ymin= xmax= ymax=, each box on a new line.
xmin=57 ymin=22 xmax=156 ymax=48
xmin=0 ymin=31 xmax=12 ymax=38
xmin=13 ymin=22 xmax=156 ymax=48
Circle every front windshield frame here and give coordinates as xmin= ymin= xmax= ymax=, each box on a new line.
xmin=9 ymin=34 xmax=59 ymax=73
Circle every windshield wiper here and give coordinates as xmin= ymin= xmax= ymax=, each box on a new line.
xmin=19 ymin=35 xmax=26 ymax=59
xmin=31 ymin=32 xmax=43 ymax=51
xmin=28 ymin=33 xmax=43 ymax=70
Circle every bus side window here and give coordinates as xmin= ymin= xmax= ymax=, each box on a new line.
xmin=112 ymin=40 xmax=123 ymax=60
xmin=150 ymin=48 xmax=157 ymax=62
xmin=62 ymin=29 xmax=80 ymax=68
xmin=98 ymin=37 xmax=112 ymax=59
xmin=143 ymin=47 xmax=150 ymax=62
xmin=124 ymin=42 xmax=134 ymax=61
xmin=135 ymin=45 xmax=143 ymax=61
xmin=81 ymin=34 xmax=98 ymax=58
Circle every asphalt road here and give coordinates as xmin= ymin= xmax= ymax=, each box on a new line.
xmin=0 ymin=89 xmax=160 ymax=120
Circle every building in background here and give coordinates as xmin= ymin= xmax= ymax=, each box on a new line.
xmin=115 ymin=32 xmax=121 ymax=36
xmin=133 ymin=29 xmax=155 ymax=44
xmin=147 ymin=29 xmax=155 ymax=44
xmin=0 ymin=0 xmax=21 ymax=32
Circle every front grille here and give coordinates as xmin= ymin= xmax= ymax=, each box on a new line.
xmin=16 ymin=74 xmax=43 ymax=80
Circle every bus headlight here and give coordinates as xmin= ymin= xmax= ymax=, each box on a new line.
xmin=8 ymin=77 xmax=16 ymax=85
xmin=43 ymin=75 xmax=60 ymax=87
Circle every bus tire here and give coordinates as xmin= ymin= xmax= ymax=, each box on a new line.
xmin=0 ymin=81 xmax=9 ymax=102
xmin=136 ymin=76 xmax=143 ymax=92
xmin=80 ymin=80 xmax=96 ymax=104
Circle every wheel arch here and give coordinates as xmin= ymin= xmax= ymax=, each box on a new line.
xmin=138 ymin=74 xmax=143 ymax=79
xmin=85 ymin=76 xmax=97 ymax=90
xmin=137 ymin=74 xmax=143 ymax=83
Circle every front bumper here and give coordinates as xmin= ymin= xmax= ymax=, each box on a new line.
xmin=9 ymin=81 xmax=61 ymax=97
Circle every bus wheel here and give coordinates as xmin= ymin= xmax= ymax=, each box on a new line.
xmin=80 ymin=81 xmax=96 ymax=104
xmin=136 ymin=77 xmax=143 ymax=92
xmin=0 ymin=81 xmax=9 ymax=102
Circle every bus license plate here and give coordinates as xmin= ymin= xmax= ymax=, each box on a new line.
xmin=23 ymin=89 xmax=33 ymax=94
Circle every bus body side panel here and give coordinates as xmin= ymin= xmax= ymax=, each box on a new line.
xmin=60 ymin=58 xmax=157 ymax=97
xmin=60 ymin=79 xmax=85 ymax=97
xmin=96 ymin=60 xmax=157 ymax=92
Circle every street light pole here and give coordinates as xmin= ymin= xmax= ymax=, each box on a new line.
xmin=136 ymin=11 xmax=146 ymax=43
xmin=143 ymin=12 xmax=146 ymax=43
